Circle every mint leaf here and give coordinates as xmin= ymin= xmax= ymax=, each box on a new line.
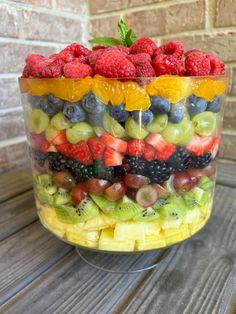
xmin=118 ymin=19 xmax=129 ymax=46
xmin=89 ymin=37 xmax=122 ymax=47
xmin=125 ymin=29 xmax=137 ymax=47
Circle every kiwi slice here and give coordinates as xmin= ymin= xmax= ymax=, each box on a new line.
xmin=76 ymin=197 xmax=100 ymax=222
xmin=54 ymin=188 xmax=72 ymax=205
xmin=192 ymin=187 xmax=211 ymax=206
xmin=31 ymin=109 xmax=49 ymax=134
xmin=158 ymin=198 xmax=187 ymax=221
xmin=125 ymin=117 xmax=148 ymax=139
xmin=152 ymin=198 xmax=168 ymax=210
xmin=90 ymin=194 xmax=116 ymax=214
xmin=66 ymin=122 xmax=95 ymax=144
xmin=111 ymin=196 xmax=143 ymax=221
xmin=133 ymin=207 xmax=160 ymax=222
xmin=36 ymin=187 xmax=54 ymax=206
xmin=38 ymin=174 xmax=53 ymax=188
xmin=146 ymin=114 xmax=168 ymax=133
xmin=198 ymin=176 xmax=214 ymax=191
xmin=55 ymin=204 xmax=80 ymax=224
xmin=103 ymin=112 xmax=126 ymax=138
xmin=51 ymin=112 xmax=71 ymax=130
xmin=183 ymin=190 xmax=197 ymax=209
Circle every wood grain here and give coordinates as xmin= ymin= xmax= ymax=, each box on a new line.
xmin=217 ymin=161 xmax=236 ymax=188
xmin=2 ymin=185 xmax=236 ymax=314
xmin=0 ymin=190 xmax=37 ymax=240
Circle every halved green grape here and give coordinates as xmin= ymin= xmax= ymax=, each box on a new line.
xmin=103 ymin=112 xmax=126 ymax=138
xmin=45 ymin=125 xmax=60 ymax=141
xmin=51 ymin=112 xmax=71 ymax=130
xmin=125 ymin=117 xmax=148 ymax=139
xmin=161 ymin=122 xmax=183 ymax=144
xmin=177 ymin=118 xmax=195 ymax=146
xmin=146 ymin=114 xmax=168 ymax=133
xmin=31 ymin=109 xmax=49 ymax=134
xmin=192 ymin=112 xmax=217 ymax=136
xmin=66 ymin=122 xmax=95 ymax=144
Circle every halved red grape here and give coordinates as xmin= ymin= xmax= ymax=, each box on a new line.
xmin=173 ymin=173 xmax=192 ymax=193
xmin=201 ymin=162 xmax=216 ymax=177
xmin=153 ymin=184 xmax=170 ymax=198
xmin=53 ymin=171 xmax=75 ymax=189
xmin=124 ymin=174 xmax=150 ymax=189
xmin=187 ymin=168 xmax=203 ymax=178
xmin=86 ymin=178 xmax=111 ymax=195
xmin=126 ymin=188 xmax=138 ymax=201
xmin=136 ymin=185 xmax=158 ymax=207
xmin=104 ymin=182 xmax=127 ymax=201
xmin=71 ymin=185 xmax=87 ymax=205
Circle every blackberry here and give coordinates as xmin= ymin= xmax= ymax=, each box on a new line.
xmin=33 ymin=150 xmax=48 ymax=167
xmin=190 ymin=152 xmax=212 ymax=169
xmin=123 ymin=156 xmax=147 ymax=176
xmin=48 ymin=152 xmax=68 ymax=172
xmin=93 ymin=161 xmax=114 ymax=181
xmin=167 ymin=147 xmax=192 ymax=173
xmin=148 ymin=160 xmax=172 ymax=184
xmin=66 ymin=158 xmax=93 ymax=182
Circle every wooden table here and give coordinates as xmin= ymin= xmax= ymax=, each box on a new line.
xmin=1 ymin=162 xmax=236 ymax=314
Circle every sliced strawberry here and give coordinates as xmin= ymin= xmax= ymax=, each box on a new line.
xmin=210 ymin=136 xmax=220 ymax=158
xmin=156 ymin=144 xmax=176 ymax=161
xmin=52 ymin=131 xmax=67 ymax=145
xmin=145 ymin=133 xmax=170 ymax=152
xmin=47 ymin=144 xmax=57 ymax=152
xmin=70 ymin=141 xmax=93 ymax=165
xmin=100 ymin=132 xmax=127 ymax=153
xmin=87 ymin=137 xmax=105 ymax=161
xmin=29 ymin=133 xmax=50 ymax=152
xmin=186 ymin=135 xmax=213 ymax=156
xmin=56 ymin=142 xmax=72 ymax=157
xmin=143 ymin=144 xmax=156 ymax=161
xmin=104 ymin=147 xmax=123 ymax=167
xmin=126 ymin=139 xmax=145 ymax=157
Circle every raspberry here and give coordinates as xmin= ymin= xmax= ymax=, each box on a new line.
xmin=127 ymin=53 xmax=155 ymax=78
xmin=95 ymin=50 xmax=136 ymax=78
xmin=130 ymin=37 xmax=157 ymax=56
xmin=153 ymin=55 xmax=184 ymax=76
xmin=25 ymin=54 xmax=44 ymax=65
xmin=88 ymin=49 xmax=105 ymax=67
xmin=127 ymin=53 xmax=151 ymax=65
xmin=115 ymin=45 xmax=130 ymax=56
xmin=184 ymin=49 xmax=201 ymax=58
xmin=136 ymin=63 xmax=155 ymax=78
xmin=126 ymin=139 xmax=145 ymax=157
xmin=41 ymin=59 xmax=65 ymax=78
xmin=30 ymin=58 xmax=52 ymax=77
xmin=152 ymin=48 xmax=162 ymax=60
xmin=92 ymin=45 xmax=105 ymax=51
xmin=87 ymin=137 xmax=105 ymax=161
xmin=159 ymin=41 xmax=184 ymax=59
xmin=207 ymin=54 xmax=225 ymax=75
xmin=63 ymin=61 xmax=93 ymax=78
xmin=185 ymin=51 xmax=211 ymax=76
xmin=22 ymin=63 xmax=33 ymax=78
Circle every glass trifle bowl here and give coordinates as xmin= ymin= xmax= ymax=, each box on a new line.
xmin=19 ymin=74 xmax=227 ymax=253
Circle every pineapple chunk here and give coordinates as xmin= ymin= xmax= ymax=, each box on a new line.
xmin=189 ymin=216 xmax=209 ymax=235
xmin=99 ymin=228 xmax=135 ymax=251
xmin=184 ymin=208 xmax=201 ymax=224
xmin=145 ymin=221 xmax=161 ymax=236
xmin=66 ymin=229 xmax=99 ymax=248
xmin=83 ymin=213 xmax=116 ymax=231
xmin=199 ymin=201 xmax=212 ymax=218
xmin=162 ymin=224 xmax=190 ymax=245
xmin=136 ymin=234 xmax=166 ymax=251
xmin=161 ymin=219 xmax=183 ymax=230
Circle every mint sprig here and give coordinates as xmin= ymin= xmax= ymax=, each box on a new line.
xmin=89 ymin=20 xmax=137 ymax=47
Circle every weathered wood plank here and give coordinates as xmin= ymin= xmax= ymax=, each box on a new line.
xmin=2 ymin=185 xmax=236 ymax=314
xmin=0 ymin=221 xmax=73 ymax=305
xmin=0 ymin=190 xmax=37 ymax=240
xmin=217 ymin=161 xmax=236 ymax=188
xmin=0 ymin=167 xmax=32 ymax=203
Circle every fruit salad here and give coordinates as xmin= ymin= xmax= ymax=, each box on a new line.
xmin=19 ymin=20 xmax=227 ymax=252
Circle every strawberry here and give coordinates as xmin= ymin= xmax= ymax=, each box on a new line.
xmin=126 ymin=139 xmax=145 ymax=157
xmin=56 ymin=142 xmax=72 ymax=157
xmin=156 ymin=144 xmax=176 ymax=161
xmin=87 ymin=137 xmax=105 ymax=161
xmin=143 ymin=144 xmax=156 ymax=161
xmin=210 ymin=136 xmax=220 ymax=158
xmin=70 ymin=141 xmax=93 ymax=165
xmin=145 ymin=133 xmax=172 ymax=152
xmin=186 ymin=135 xmax=213 ymax=156
xmin=104 ymin=147 xmax=123 ymax=167
xmin=29 ymin=133 xmax=50 ymax=152
xmin=52 ymin=131 xmax=68 ymax=145
xmin=100 ymin=132 xmax=127 ymax=153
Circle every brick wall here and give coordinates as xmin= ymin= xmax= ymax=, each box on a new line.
xmin=89 ymin=0 xmax=236 ymax=162
xmin=0 ymin=0 xmax=88 ymax=173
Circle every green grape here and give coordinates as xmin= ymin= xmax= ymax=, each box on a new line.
xmin=146 ymin=114 xmax=168 ymax=133
xmin=66 ymin=122 xmax=95 ymax=144
xmin=125 ymin=117 xmax=148 ymax=139
xmin=192 ymin=112 xmax=217 ymax=136
xmin=51 ymin=112 xmax=71 ymax=130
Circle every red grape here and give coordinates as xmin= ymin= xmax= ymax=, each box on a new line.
xmin=86 ymin=178 xmax=111 ymax=195
xmin=201 ymin=162 xmax=216 ymax=177
xmin=71 ymin=185 xmax=87 ymax=205
xmin=153 ymin=184 xmax=170 ymax=198
xmin=136 ymin=185 xmax=158 ymax=207
xmin=53 ymin=171 xmax=75 ymax=189
xmin=126 ymin=188 xmax=138 ymax=201
xmin=173 ymin=173 xmax=192 ymax=193
xmin=124 ymin=174 xmax=150 ymax=189
xmin=104 ymin=182 xmax=127 ymax=201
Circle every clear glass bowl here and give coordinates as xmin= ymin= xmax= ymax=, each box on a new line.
xmin=19 ymin=75 xmax=227 ymax=253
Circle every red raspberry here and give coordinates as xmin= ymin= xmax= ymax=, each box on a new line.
xmin=64 ymin=61 xmax=93 ymax=78
xmin=87 ymin=137 xmax=105 ymax=161
xmin=184 ymin=49 xmax=201 ymax=58
xmin=30 ymin=58 xmax=52 ymax=77
xmin=185 ymin=51 xmax=211 ymax=76
xmin=22 ymin=63 xmax=33 ymax=77
xmin=153 ymin=55 xmax=184 ymax=76
xmin=126 ymin=139 xmax=145 ymax=157
xmin=159 ymin=41 xmax=184 ymax=59
xmin=115 ymin=45 xmax=130 ymax=56
xmin=61 ymin=43 xmax=89 ymax=57
xmin=127 ymin=53 xmax=151 ymax=65
xmin=88 ymin=49 xmax=105 ymax=67
xmin=143 ymin=144 xmax=156 ymax=161
xmin=92 ymin=45 xmax=106 ymax=51
xmin=41 ymin=59 xmax=65 ymax=78
xmin=130 ymin=37 xmax=157 ymax=57
xmin=95 ymin=50 xmax=136 ymax=78
xmin=25 ymin=54 xmax=44 ymax=65
xmin=152 ymin=48 xmax=162 ymax=60
xmin=207 ymin=54 xmax=225 ymax=75
xmin=127 ymin=53 xmax=155 ymax=78
xmin=136 ymin=63 xmax=155 ymax=78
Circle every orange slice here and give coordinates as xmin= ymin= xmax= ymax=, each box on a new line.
xmin=124 ymin=81 xmax=150 ymax=111
xmin=192 ymin=77 xmax=228 ymax=101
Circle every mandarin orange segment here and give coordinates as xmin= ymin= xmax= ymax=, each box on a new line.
xmin=27 ymin=78 xmax=49 ymax=96
xmin=192 ymin=77 xmax=228 ymax=101
xmin=124 ymin=81 xmax=150 ymax=111
xmin=19 ymin=78 xmax=30 ymax=93
xmin=146 ymin=76 xmax=192 ymax=104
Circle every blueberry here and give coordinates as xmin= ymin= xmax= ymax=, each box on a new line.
xmin=169 ymin=102 xmax=185 ymax=123
xmin=63 ymin=102 xmax=86 ymax=123
xmin=87 ymin=112 xmax=104 ymax=126
xmin=188 ymin=94 xmax=198 ymax=104
xmin=150 ymin=96 xmax=170 ymax=114
xmin=82 ymin=92 xmax=105 ymax=114
xmin=28 ymin=95 xmax=47 ymax=109
xmin=131 ymin=110 xmax=153 ymax=126
xmin=188 ymin=98 xmax=207 ymax=118
xmin=107 ymin=104 xmax=129 ymax=122
xmin=207 ymin=96 xmax=220 ymax=113
xmin=47 ymin=94 xmax=64 ymax=112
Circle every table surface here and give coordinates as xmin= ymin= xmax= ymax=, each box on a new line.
xmin=0 ymin=161 xmax=236 ymax=314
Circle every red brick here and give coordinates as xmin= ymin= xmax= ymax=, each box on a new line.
xmin=219 ymin=133 xmax=236 ymax=161
xmin=90 ymin=16 xmax=121 ymax=37
xmin=13 ymin=0 xmax=52 ymax=8
xmin=129 ymin=0 xmax=163 ymax=7
xmin=215 ymin=0 xmax=236 ymax=27
xmin=0 ymin=78 xmax=20 ymax=109
xmin=0 ymin=109 xmax=24 ymax=141
xmin=0 ymin=43 xmax=56 ymax=73
xmin=22 ymin=10 xmax=83 ymax=43
xmin=171 ymin=32 xmax=236 ymax=63
xmin=90 ymin=0 xmax=128 ymax=14
xmin=126 ymin=0 xmax=205 ymax=37
xmin=0 ymin=141 xmax=29 ymax=174
xmin=223 ymin=101 xmax=236 ymax=130
xmin=55 ymin=0 xmax=87 ymax=14
xmin=0 ymin=4 xmax=18 ymax=38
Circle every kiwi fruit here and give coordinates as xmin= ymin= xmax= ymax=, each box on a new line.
xmin=198 ymin=176 xmax=214 ymax=191
xmin=55 ymin=204 xmax=80 ymax=224
xmin=111 ymin=196 xmax=143 ymax=221
xmin=183 ymin=190 xmax=197 ymax=209
xmin=31 ymin=109 xmax=49 ymax=134
xmin=152 ymin=198 xmax=168 ymax=210
xmin=133 ymin=207 xmax=160 ymax=222
xmin=76 ymin=197 xmax=100 ymax=222
xmin=36 ymin=187 xmax=54 ymax=206
xmin=103 ymin=112 xmax=126 ymax=138
xmin=37 ymin=174 xmax=57 ymax=196
xmin=90 ymin=194 xmax=116 ymax=214
xmin=54 ymin=188 xmax=72 ymax=205
xmin=158 ymin=197 xmax=187 ymax=221
xmin=192 ymin=187 xmax=210 ymax=206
